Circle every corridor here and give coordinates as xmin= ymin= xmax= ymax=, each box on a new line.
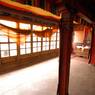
xmin=0 ymin=57 xmax=95 ymax=95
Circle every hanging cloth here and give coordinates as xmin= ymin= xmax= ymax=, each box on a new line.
xmin=0 ymin=23 xmax=31 ymax=35
xmin=83 ymin=26 xmax=91 ymax=46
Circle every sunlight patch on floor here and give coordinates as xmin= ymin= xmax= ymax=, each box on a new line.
xmin=0 ymin=58 xmax=59 ymax=95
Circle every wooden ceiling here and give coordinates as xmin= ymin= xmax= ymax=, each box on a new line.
xmin=0 ymin=0 xmax=95 ymax=25
xmin=55 ymin=0 xmax=95 ymax=23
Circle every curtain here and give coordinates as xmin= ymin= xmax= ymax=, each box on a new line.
xmin=0 ymin=23 xmax=58 ymax=37
xmin=33 ymin=28 xmax=58 ymax=37
xmin=83 ymin=26 xmax=91 ymax=46
xmin=0 ymin=23 xmax=31 ymax=35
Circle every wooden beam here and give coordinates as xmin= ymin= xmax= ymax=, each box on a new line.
xmin=0 ymin=5 xmax=59 ymax=26
xmin=57 ymin=10 xmax=74 ymax=95
xmin=63 ymin=0 xmax=95 ymax=22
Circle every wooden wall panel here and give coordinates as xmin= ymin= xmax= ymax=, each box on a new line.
xmin=0 ymin=49 xmax=59 ymax=74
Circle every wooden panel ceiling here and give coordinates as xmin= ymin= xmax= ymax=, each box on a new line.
xmin=55 ymin=0 xmax=95 ymax=22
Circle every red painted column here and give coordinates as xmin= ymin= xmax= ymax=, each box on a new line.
xmin=57 ymin=10 xmax=74 ymax=95
xmin=89 ymin=26 xmax=95 ymax=64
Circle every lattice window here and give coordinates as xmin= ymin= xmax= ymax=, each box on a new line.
xmin=42 ymin=37 xmax=49 ymax=51
xmin=57 ymin=29 xmax=60 ymax=48
xmin=20 ymin=34 xmax=31 ymax=55
xmin=0 ymin=29 xmax=17 ymax=57
xmin=33 ymin=34 xmax=42 ymax=53
xmin=50 ymin=33 xmax=56 ymax=49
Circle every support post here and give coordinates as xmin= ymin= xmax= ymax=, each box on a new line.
xmin=89 ymin=25 xmax=95 ymax=64
xmin=57 ymin=10 xmax=74 ymax=95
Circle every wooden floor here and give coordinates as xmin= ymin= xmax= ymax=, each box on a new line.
xmin=69 ymin=57 xmax=95 ymax=95
xmin=0 ymin=58 xmax=59 ymax=95
xmin=0 ymin=56 xmax=95 ymax=95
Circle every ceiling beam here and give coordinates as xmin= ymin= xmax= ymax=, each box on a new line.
xmin=59 ymin=0 xmax=95 ymax=22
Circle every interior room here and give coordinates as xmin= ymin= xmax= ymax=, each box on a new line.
xmin=0 ymin=0 xmax=95 ymax=95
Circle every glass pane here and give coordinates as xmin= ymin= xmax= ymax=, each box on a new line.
xmin=46 ymin=46 xmax=49 ymax=50
xmin=0 ymin=36 xmax=8 ymax=42
xmin=54 ymin=37 xmax=56 ymax=40
xmin=20 ymin=43 xmax=25 ymax=48
xmin=26 ymin=35 xmax=31 ymax=42
xmin=54 ymin=46 xmax=56 ymax=49
xmin=50 ymin=46 xmax=54 ymax=49
xmin=1 ymin=44 xmax=9 ymax=50
xmin=57 ymin=41 xmax=59 ymax=48
xmin=58 ymin=29 xmax=60 ymax=32
xmin=9 ymin=38 xmax=17 ymax=42
xmin=38 ymin=37 xmax=41 ymax=41
xmin=0 ymin=30 xmax=8 ymax=35
xmin=51 ymin=37 xmax=53 ymax=41
xmin=51 ymin=45 xmax=56 ymax=49
xmin=20 ymin=49 xmax=25 ymax=55
xmin=33 ymin=34 xmax=36 ymax=37
xmin=57 ymin=37 xmax=59 ymax=41
xmin=46 ymin=37 xmax=49 ymax=41
xmin=57 ymin=45 xmax=59 ymax=48
xmin=57 ymin=33 xmax=59 ymax=37
xmin=33 ymin=37 xmax=37 ymax=41
xmin=46 ymin=42 xmax=49 ymax=45
xmin=38 ymin=47 xmax=41 ymax=52
xmin=9 ymin=31 xmax=17 ymax=42
xmin=26 ymin=48 xmax=31 ymax=54
xmin=50 ymin=41 xmax=56 ymax=49
xmin=43 ymin=42 xmax=46 ymax=46
xmin=43 ymin=47 xmax=46 ymax=51
xmin=43 ymin=26 xmax=48 ymax=30
xmin=9 ymin=30 xmax=17 ymax=35
xmin=26 ymin=43 xmax=31 ymax=48
xmin=19 ymin=23 xmax=31 ymax=30
xmin=33 ymin=25 xmax=42 ymax=31
xmin=33 ymin=42 xmax=37 ymax=47
xmin=10 ymin=50 xmax=17 ymax=56
xmin=1 ymin=50 xmax=9 ymax=57
xmin=33 ymin=48 xmax=37 ymax=52
xmin=51 ymin=41 xmax=56 ymax=46
xmin=50 ymin=42 xmax=52 ymax=46
xmin=10 ymin=43 xmax=17 ymax=49
xmin=38 ymin=42 xmax=41 ymax=46
xmin=0 ymin=20 xmax=17 ymax=28
xmin=51 ymin=37 xmax=56 ymax=41
xmin=57 ymin=33 xmax=59 ymax=40
xmin=53 ymin=33 xmax=56 ymax=36
xmin=43 ymin=38 xmax=46 ymax=41
xmin=20 ymin=35 xmax=26 ymax=42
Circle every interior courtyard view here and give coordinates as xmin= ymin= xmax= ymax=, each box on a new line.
xmin=0 ymin=0 xmax=95 ymax=95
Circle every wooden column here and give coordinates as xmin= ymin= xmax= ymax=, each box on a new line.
xmin=89 ymin=26 xmax=95 ymax=64
xmin=57 ymin=10 xmax=74 ymax=95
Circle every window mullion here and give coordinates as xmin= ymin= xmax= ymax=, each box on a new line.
xmin=8 ymin=30 xmax=10 ymax=57
xmin=31 ymin=24 xmax=33 ymax=53
xmin=0 ymin=43 xmax=1 ymax=64
xmin=55 ymin=32 xmax=57 ymax=49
